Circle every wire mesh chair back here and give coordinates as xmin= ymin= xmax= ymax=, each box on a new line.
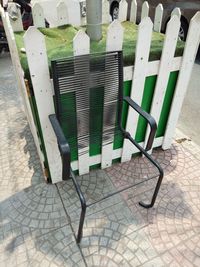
xmin=51 ymin=51 xmax=123 ymax=160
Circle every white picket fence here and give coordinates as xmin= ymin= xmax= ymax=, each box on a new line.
xmin=7 ymin=0 xmax=176 ymax=32
xmin=1 ymin=2 xmax=200 ymax=183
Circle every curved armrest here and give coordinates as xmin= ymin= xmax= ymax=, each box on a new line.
xmin=123 ymin=96 xmax=157 ymax=151
xmin=49 ymin=114 xmax=71 ymax=180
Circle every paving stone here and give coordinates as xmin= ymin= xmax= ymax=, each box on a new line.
xmin=1 ymin=53 xmax=200 ymax=266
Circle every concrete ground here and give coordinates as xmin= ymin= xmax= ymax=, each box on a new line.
xmin=0 ymin=53 xmax=200 ymax=266
xmin=177 ymin=61 xmax=200 ymax=147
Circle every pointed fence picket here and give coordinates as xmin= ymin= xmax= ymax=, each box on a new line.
xmin=73 ymin=31 xmax=90 ymax=175
xmin=121 ymin=17 xmax=153 ymax=162
xmin=101 ymin=20 xmax=124 ymax=169
xmin=24 ymin=27 xmax=62 ymax=184
xmin=171 ymin=7 xmax=181 ymax=19
xmin=102 ymin=0 xmax=111 ymax=24
xmin=141 ymin=1 xmax=149 ymax=21
xmin=9 ymin=4 xmax=23 ymax=32
xmin=118 ymin=0 xmax=128 ymax=22
xmin=154 ymin=4 xmax=163 ymax=32
xmin=144 ymin=15 xmax=181 ymax=152
xmin=56 ymin=1 xmax=69 ymax=26
xmin=130 ymin=0 xmax=137 ymax=24
xmin=32 ymin=3 xmax=45 ymax=28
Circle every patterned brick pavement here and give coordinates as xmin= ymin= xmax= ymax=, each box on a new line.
xmin=0 ymin=53 xmax=200 ymax=266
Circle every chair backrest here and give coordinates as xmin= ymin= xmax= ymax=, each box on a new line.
xmin=51 ymin=51 xmax=124 ymax=167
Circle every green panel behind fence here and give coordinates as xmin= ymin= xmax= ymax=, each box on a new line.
xmin=28 ymin=68 xmax=178 ymax=179
xmin=45 ymin=71 xmax=178 ymax=162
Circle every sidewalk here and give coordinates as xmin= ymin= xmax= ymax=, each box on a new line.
xmin=0 ymin=53 xmax=200 ymax=267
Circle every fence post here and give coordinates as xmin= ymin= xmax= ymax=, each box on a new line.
xmin=32 ymin=2 xmax=45 ymax=28
xmin=130 ymin=0 xmax=137 ymax=24
xmin=24 ymin=27 xmax=62 ymax=183
xmin=141 ymin=1 xmax=149 ymax=21
xmin=121 ymin=17 xmax=153 ymax=162
xmin=163 ymin=12 xmax=200 ymax=149
xmin=171 ymin=7 xmax=181 ymax=19
xmin=101 ymin=20 xmax=124 ymax=169
xmin=154 ymin=3 xmax=163 ymax=32
xmin=9 ymin=4 xmax=23 ymax=32
xmin=118 ymin=0 xmax=128 ymax=22
xmin=73 ymin=30 xmax=90 ymax=175
xmin=144 ymin=16 xmax=181 ymax=152
xmin=56 ymin=0 xmax=68 ymax=26
xmin=102 ymin=0 xmax=111 ymax=24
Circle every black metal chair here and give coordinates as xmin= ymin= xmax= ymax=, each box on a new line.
xmin=49 ymin=51 xmax=163 ymax=243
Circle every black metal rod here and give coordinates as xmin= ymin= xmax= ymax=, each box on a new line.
xmin=87 ymin=174 xmax=158 ymax=208
xmin=126 ymin=135 xmax=164 ymax=208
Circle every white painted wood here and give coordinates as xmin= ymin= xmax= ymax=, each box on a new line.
xmin=73 ymin=30 xmax=90 ymax=175
xmin=130 ymin=0 xmax=137 ymax=24
xmin=124 ymin=57 xmax=182 ymax=81
xmin=32 ymin=3 xmax=45 ymax=28
xmin=121 ymin=17 xmax=153 ymax=162
xmin=71 ymin=137 xmax=164 ymax=171
xmin=118 ymin=0 xmax=128 ymax=22
xmin=56 ymin=1 xmax=68 ymax=26
xmin=171 ymin=7 xmax=181 ymax=19
xmin=101 ymin=20 xmax=124 ymax=169
xmin=163 ymin=12 xmax=200 ymax=149
xmin=144 ymin=16 xmax=181 ymax=153
xmin=1 ymin=9 xmax=45 ymax=174
xmin=106 ymin=20 xmax=124 ymax=52
xmin=141 ymin=1 xmax=149 ymax=21
xmin=73 ymin=30 xmax=90 ymax=55
xmin=66 ymin=0 xmax=81 ymax=26
xmin=8 ymin=3 xmax=23 ymax=32
xmin=154 ymin=3 xmax=163 ymax=32
xmin=102 ymin=0 xmax=111 ymax=24
xmin=24 ymin=27 xmax=62 ymax=184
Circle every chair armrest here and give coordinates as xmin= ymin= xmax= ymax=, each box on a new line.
xmin=123 ymin=96 xmax=157 ymax=151
xmin=49 ymin=114 xmax=71 ymax=180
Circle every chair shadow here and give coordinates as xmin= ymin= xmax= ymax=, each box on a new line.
xmin=0 ymin=137 xmax=198 ymax=265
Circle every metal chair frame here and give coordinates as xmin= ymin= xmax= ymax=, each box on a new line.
xmin=49 ymin=51 xmax=163 ymax=243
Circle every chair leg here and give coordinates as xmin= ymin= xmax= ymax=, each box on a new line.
xmin=139 ymin=169 xmax=164 ymax=209
xmin=77 ymin=204 xmax=87 ymax=243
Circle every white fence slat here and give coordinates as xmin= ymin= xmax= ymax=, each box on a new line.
xmin=24 ymin=27 xmax=62 ymax=184
xmin=106 ymin=19 xmax=124 ymax=52
xmin=102 ymin=0 xmax=111 ymax=24
xmin=1 ymin=9 xmax=45 ymax=172
xmin=56 ymin=1 xmax=68 ymax=26
xmin=144 ymin=16 xmax=181 ymax=152
xmin=130 ymin=0 xmax=137 ymax=24
xmin=73 ymin=30 xmax=90 ymax=175
xmin=171 ymin=7 xmax=181 ymax=19
xmin=121 ymin=17 xmax=153 ymax=162
xmin=154 ymin=3 xmax=163 ymax=32
xmin=101 ymin=20 xmax=124 ymax=169
xmin=73 ymin=30 xmax=90 ymax=56
xmin=67 ymin=0 xmax=81 ymax=26
xmin=118 ymin=0 xmax=128 ymax=22
xmin=141 ymin=1 xmax=149 ymax=21
xmin=32 ymin=3 xmax=45 ymax=28
xmin=8 ymin=4 xmax=23 ymax=32
xmin=163 ymin=11 xmax=200 ymax=149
